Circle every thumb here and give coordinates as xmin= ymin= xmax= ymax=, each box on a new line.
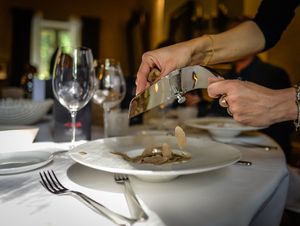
xmin=207 ymin=78 xmax=227 ymax=98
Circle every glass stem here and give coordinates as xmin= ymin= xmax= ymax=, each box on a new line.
xmin=103 ymin=107 xmax=111 ymax=138
xmin=70 ymin=111 xmax=77 ymax=145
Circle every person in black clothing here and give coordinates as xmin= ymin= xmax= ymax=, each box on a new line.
xmin=206 ymin=16 xmax=294 ymax=160
xmin=134 ymin=1 xmax=300 ymax=223
xmin=135 ymin=0 xmax=300 ymax=129
xmin=207 ymin=0 xmax=300 ymax=128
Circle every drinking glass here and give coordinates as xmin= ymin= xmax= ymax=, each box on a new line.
xmin=93 ymin=58 xmax=126 ymax=137
xmin=52 ymin=46 xmax=96 ymax=146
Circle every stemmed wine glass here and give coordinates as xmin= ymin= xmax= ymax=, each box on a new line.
xmin=52 ymin=46 xmax=96 ymax=146
xmin=93 ymin=58 xmax=126 ymax=137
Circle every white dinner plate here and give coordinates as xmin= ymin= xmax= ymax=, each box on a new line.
xmin=136 ymin=130 xmax=171 ymax=136
xmin=184 ymin=117 xmax=263 ymax=141
xmin=69 ymin=135 xmax=241 ymax=182
xmin=0 ymin=151 xmax=53 ymax=175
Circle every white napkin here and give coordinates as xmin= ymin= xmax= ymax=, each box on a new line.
xmin=0 ymin=126 xmax=39 ymax=151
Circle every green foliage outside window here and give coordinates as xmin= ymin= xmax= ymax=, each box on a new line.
xmin=58 ymin=31 xmax=72 ymax=53
xmin=38 ymin=29 xmax=71 ymax=80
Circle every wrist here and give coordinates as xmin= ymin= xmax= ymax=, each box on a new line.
xmin=189 ymin=35 xmax=214 ymax=65
xmin=272 ymin=87 xmax=297 ymax=124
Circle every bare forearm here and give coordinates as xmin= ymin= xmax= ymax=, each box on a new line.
xmin=136 ymin=21 xmax=266 ymax=94
xmin=188 ymin=21 xmax=266 ymax=65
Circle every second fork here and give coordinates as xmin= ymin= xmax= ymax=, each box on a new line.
xmin=114 ymin=173 xmax=148 ymax=221
xmin=40 ymin=170 xmax=137 ymax=226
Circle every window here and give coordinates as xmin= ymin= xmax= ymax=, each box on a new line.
xmin=30 ymin=13 xmax=81 ymax=80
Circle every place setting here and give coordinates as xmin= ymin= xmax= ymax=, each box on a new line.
xmin=0 ymin=59 xmax=289 ymax=226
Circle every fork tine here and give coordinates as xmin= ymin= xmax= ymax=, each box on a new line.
xmin=39 ymin=171 xmax=55 ymax=193
xmin=40 ymin=180 xmax=53 ymax=193
xmin=50 ymin=170 xmax=67 ymax=190
xmin=114 ymin=173 xmax=120 ymax=180
xmin=47 ymin=170 xmax=65 ymax=191
xmin=121 ymin=174 xmax=128 ymax=180
xmin=40 ymin=170 xmax=65 ymax=193
xmin=115 ymin=173 xmax=127 ymax=181
xmin=44 ymin=171 xmax=60 ymax=192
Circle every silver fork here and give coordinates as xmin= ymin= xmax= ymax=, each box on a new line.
xmin=114 ymin=173 xmax=148 ymax=221
xmin=39 ymin=170 xmax=137 ymax=226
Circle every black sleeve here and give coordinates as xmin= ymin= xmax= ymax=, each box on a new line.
xmin=253 ymin=0 xmax=300 ymax=50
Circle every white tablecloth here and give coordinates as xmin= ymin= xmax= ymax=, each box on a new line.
xmin=0 ymin=130 xmax=289 ymax=226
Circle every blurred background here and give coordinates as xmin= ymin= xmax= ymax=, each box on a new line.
xmin=0 ymin=0 xmax=300 ymax=121
xmin=0 ymin=0 xmax=299 ymax=81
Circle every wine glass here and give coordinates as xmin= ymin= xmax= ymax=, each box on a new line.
xmin=52 ymin=46 xmax=96 ymax=146
xmin=93 ymin=58 xmax=126 ymax=137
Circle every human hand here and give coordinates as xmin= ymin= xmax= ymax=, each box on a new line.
xmin=207 ymin=78 xmax=296 ymax=127
xmin=135 ymin=42 xmax=193 ymax=94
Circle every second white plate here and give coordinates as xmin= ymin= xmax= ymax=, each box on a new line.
xmin=184 ymin=117 xmax=263 ymax=141
xmin=0 ymin=151 xmax=53 ymax=175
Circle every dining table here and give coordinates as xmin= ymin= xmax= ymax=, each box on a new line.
xmin=0 ymin=116 xmax=289 ymax=226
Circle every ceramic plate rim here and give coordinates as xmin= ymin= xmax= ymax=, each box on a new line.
xmin=184 ymin=117 xmax=264 ymax=131
xmin=0 ymin=151 xmax=53 ymax=175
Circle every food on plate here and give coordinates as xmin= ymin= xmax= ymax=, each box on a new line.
xmin=175 ymin=126 xmax=187 ymax=149
xmin=111 ymin=126 xmax=190 ymax=165
xmin=111 ymin=142 xmax=191 ymax=165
